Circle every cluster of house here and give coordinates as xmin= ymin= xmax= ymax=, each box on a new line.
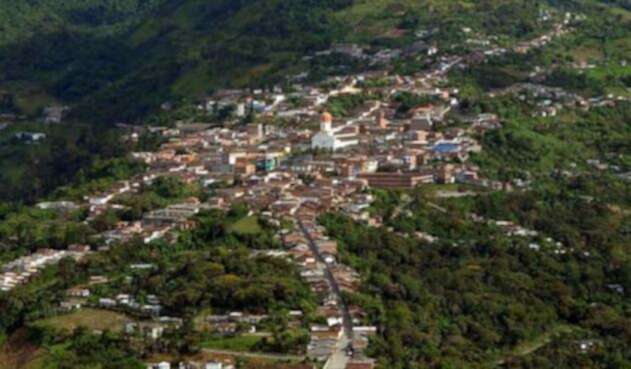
xmin=304 ymin=10 xmax=576 ymax=78
xmin=108 ymin=17 xmax=583 ymax=205
xmin=147 ymin=361 xmax=235 ymax=369
xmin=284 ymin=226 xmax=360 ymax=361
xmin=42 ymin=105 xmax=71 ymax=124
xmin=83 ymin=176 xmax=208 ymax=245
xmin=2 ymin=17 xmax=592 ymax=369
xmin=60 ymin=282 xmax=162 ymax=316
xmin=268 ymin=189 xmax=376 ymax=367
xmin=128 ymin=105 xmax=497 ymax=192
xmin=107 ymin=199 xmax=211 ymax=244
xmin=125 ymin=316 xmax=184 ymax=340
xmin=61 ymin=282 xmax=185 ymax=341
xmin=309 ymin=41 xmax=438 ymax=68
xmin=59 ymin=286 xmax=92 ymax=311
xmin=514 ymin=19 xmax=571 ymax=54
xmin=490 ymin=83 xmax=625 ymax=118
xmin=147 ymin=361 xmax=318 ymax=369
xmin=97 ymin=293 xmax=164 ymax=316
xmin=13 ymin=131 xmax=47 ymax=143
xmin=198 ymin=311 xmax=302 ymax=336
xmin=149 ymin=141 xmax=382 ymax=367
xmin=0 ymin=245 xmax=90 ymax=292
xmin=469 ymin=214 xmax=569 ymax=255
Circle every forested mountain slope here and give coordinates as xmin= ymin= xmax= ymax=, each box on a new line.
xmin=0 ymin=0 xmax=624 ymax=122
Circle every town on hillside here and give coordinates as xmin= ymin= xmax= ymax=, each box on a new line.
xmin=1 ymin=9 xmax=629 ymax=369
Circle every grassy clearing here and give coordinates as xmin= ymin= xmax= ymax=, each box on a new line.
xmin=494 ymin=324 xmax=576 ymax=366
xmin=201 ymin=334 xmax=263 ymax=352
xmin=229 ymin=216 xmax=263 ymax=235
xmin=512 ymin=325 xmax=574 ymax=356
xmin=31 ymin=308 xmax=129 ymax=333
xmin=586 ymin=64 xmax=631 ymax=80
xmin=570 ymin=44 xmax=605 ymax=62
xmin=420 ymin=183 xmax=471 ymax=193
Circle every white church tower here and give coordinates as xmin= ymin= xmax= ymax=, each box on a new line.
xmin=320 ymin=111 xmax=333 ymax=132
xmin=311 ymin=111 xmax=358 ymax=151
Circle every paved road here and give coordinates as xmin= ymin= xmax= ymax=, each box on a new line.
xmin=201 ymin=348 xmax=304 ymax=361
xmin=324 ymin=335 xmax=351 ymax=369
xmin=298 ymin=220 xmax=354 ymax=337
xmin=298 ymin=220 xmax=352 ymax=369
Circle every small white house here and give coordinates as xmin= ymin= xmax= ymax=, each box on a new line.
xmin=205 ymin=363 xmax=222 ymax=369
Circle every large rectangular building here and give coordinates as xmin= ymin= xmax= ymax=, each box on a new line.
xmin=359 ymin=172 xmax=434 ymax=189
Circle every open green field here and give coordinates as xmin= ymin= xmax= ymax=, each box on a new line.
xmin=584 ymin=63 xmax=631 ymax=78
xmin=228 ymin=216 xmax=263 ymax=235
xmin=492 ymin=324 xmax=576 ymax=365
xmin=31 ymin=308 xmax=129 ymax=333
xmin=201 ymin=334 xmax=263 ymax=352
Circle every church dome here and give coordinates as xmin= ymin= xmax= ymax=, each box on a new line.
xmin=320 ymin=111 xmax=333 ymax=123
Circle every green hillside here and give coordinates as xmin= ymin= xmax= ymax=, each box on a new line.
xmin=0 ymin=0 xmax=166 ymax=40
xmin=0 ymin=0 xmax=624 ymax=123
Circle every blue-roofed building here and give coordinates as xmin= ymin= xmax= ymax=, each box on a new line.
xmin=431 ymin=142 xmax=460 ymax=153
xmin=430 ymin=141 xmax=469 ymax=162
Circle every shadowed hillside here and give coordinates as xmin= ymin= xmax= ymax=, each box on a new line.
xmin=0 ymin=0 xmax=622 ymax=122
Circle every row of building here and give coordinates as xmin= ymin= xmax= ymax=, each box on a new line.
xmin=1 ymin=245 xmax=90 ymax=292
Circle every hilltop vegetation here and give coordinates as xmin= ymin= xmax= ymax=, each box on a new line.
xmin=0 ymin=0 xmax=166 ymax=41
xmin=320 ymin=181 xmax=630 ymax=368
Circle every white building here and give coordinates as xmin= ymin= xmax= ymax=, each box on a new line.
xmin=311 ymin=112 xmax=358 ymax=151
